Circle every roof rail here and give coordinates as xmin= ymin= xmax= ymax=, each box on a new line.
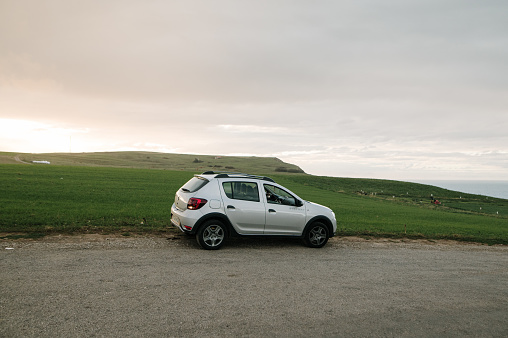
xmin=200 ymin=171 xmax=275 ymax=183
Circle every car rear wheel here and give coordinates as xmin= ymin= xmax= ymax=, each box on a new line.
xmin=196 ymin=220 xmax=226 ymax=250
xmin=303 ymin=222 xmax=329 ymax=248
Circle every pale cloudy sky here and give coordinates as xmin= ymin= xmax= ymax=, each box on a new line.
xmin=1 ymin=0 xmax=507 ymax=180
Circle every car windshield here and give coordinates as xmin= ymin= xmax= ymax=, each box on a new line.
xmin=181 ymin=176 xmax=209 ymax=193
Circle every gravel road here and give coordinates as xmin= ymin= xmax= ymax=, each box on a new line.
xmin=1 ymin=234 xmax=507 ymax=337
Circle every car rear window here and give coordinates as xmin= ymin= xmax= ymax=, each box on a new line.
xmin=181 ymin=176 xmax=209 ymax=193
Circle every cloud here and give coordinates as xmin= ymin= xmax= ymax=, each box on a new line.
xmin=0 ymin=0 xmax=507 ymax=180
xmin=2 ymin=0 xmax=505 ymax=102
xmin=216 ymin=125 xmax=290 ymax=134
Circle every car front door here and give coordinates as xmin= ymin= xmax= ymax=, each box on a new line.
xmin=263 ymin=184 xmax=306 ymax=235
xmin=221 ymin=181 xmax=266 ymax=234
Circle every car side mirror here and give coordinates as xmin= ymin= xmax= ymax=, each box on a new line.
xmin=295 ymin=199 xmax=303 ymax=207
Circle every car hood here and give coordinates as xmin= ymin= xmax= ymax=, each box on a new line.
xmin=305 ymin=200 xmax=332 ymax=212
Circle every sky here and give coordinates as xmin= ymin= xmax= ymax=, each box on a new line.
xmin=1 ymin=0 xmax=507 ymax=181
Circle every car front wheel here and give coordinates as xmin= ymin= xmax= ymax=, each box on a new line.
xmin=196 ymin=220 xmax=226 ymax=250
xmin=303 ymin=222 xmax=329 ymax=248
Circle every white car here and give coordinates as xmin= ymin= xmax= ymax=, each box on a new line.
xmin=171 ymin=172 xmax=337 ymax=250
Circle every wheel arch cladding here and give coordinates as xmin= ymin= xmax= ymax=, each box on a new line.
xmin=306 ymin=216 xmax=334 ymax=237
xmin=195 ymin=213 xmax=234 ymax=236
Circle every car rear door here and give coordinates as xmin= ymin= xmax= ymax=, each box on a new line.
xmin=220 ymin=180 xmax=266 ymax=234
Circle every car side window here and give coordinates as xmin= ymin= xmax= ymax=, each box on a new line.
xmin=264 ymin=184 xmax=297 ymax=206
xmin=222 ymin=182 xmax=260 ymax=202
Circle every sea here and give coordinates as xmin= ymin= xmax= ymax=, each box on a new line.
xmin=410 ymin=180 xmax=508 ymax=200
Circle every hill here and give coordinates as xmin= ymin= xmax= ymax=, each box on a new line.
xmin=0 ymin=151 xmax=305 ymax=174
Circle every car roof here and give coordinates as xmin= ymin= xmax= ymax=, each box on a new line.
xmin=200 ymin=171 xmax=275 ymax=183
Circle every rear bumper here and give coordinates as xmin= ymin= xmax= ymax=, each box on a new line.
xmin=170 ymin=214 xmax=185 ymax=232
xmin=171 ymin=215 xmax=196 ymax=235
xmin=171 ymin=203 xmax=199 ymax=234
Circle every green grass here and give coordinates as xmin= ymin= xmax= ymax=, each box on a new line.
xmin=0 ymin=164 xmax=190 ymax=233
xmin=0 ymin=163 xmax=507 ymax=244
xmin=274 ymin=175 xmax=508 ymax=244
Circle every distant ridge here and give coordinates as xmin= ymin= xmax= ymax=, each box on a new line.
xmin=0 ymin=151 xmax=305 ymax=175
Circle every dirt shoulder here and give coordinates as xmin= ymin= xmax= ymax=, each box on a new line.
xmin=1 ymin=233 xmax=506 ymax=253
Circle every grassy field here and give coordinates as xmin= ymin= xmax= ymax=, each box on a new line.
xmin=275 ymin=175 xmax=507 ymax=244
xmin=0 ymin=153 xmax=507 ymax=244
xmin=0 ymin=164 xmax=181 ymax=233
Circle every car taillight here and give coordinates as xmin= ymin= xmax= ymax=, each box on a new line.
xmin=187 ymin=198 xmax=208 ymax=210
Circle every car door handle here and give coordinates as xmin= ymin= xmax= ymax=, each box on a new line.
xmin=227 ymin=205 xmax=236 ymax=209
xmin=268 ymin=209 xmax=276 ymax=213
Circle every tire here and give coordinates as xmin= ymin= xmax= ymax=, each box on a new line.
xmin=303 ymin=222 xmax=329 ymax=248
xmin=196 ymin=220 xmax=227 ymax=250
